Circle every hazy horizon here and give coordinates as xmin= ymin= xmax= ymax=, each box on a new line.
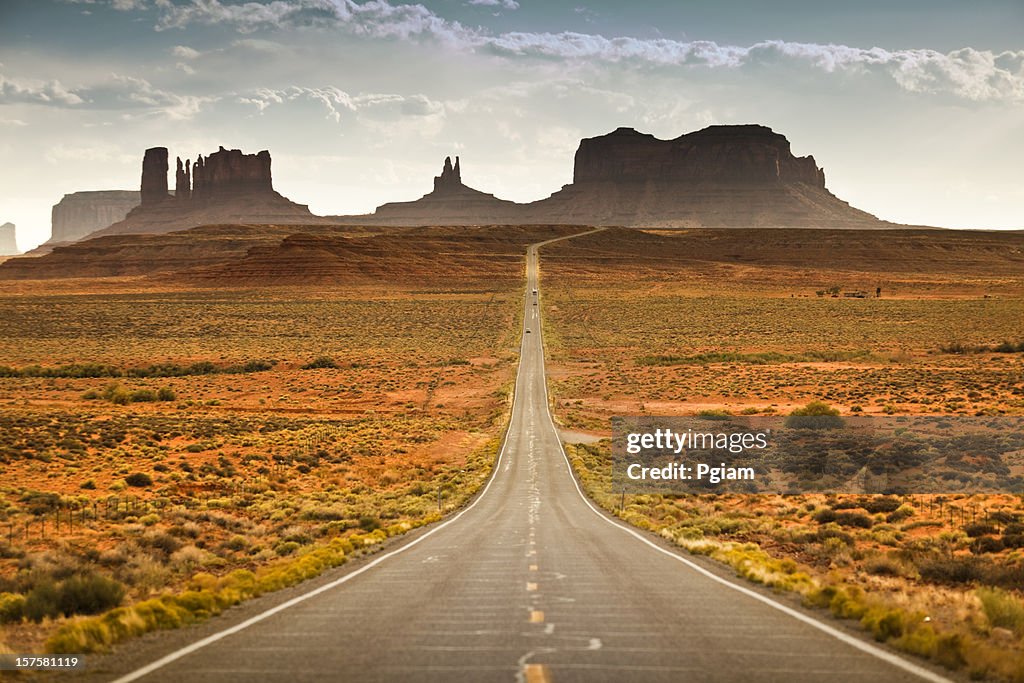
xmin=1 ymin=0 xmax=1023 ymax=250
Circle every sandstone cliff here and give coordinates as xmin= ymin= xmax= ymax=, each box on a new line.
xmin=521 ymin=125 xmax=881 ymax=228
xmin=89 ymin=146 xmax=321 ymax=238
xmin=49 ymin=191 xmax=140 ymax=244
xmin=0 ymin=223 xmax=18 ymax=255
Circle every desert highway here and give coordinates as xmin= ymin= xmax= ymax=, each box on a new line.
xmin=106 ymin=232 xmax=951 ymax=682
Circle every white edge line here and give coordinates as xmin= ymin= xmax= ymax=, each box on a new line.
xmin=110 ymin=258 xmax=543 ymax=683
xmin=531 ymin=240 xmax=953 ymax=683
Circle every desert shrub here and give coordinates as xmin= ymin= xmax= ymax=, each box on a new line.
xmin=58 ymin=574 xmax=125 ymax=616
xmin=834 ymin=512 xmax=874 ymax=529
xmin=806 ymin=584 xmax=869 ymax=620
xmin=812 ymin=508 xmax=837 ymax=523
xmin=860 ymin=606 xmax=908 ymax=641
xmin=301 ymin=357 xmax=338 ymax=370
xmin=0 ymin=591 xmax=25 ymax=623
xmin=274 ymin=541 xmax=301 ymax=556
xmin=815 ymin=527 xmax=854 ymax=545
xmin=358 ymin=515 xmax=381 ymax=531
xmin=917 ymin=556 xmax=982 ymax=585
xmin=785 ymin=401 xmax=844 ymax=429
xmin=224 ymin=535 xmax=249 ymax=551
xmin=933 ymin=633 xmax=967 ymax=669
xmin=886 ymin=505 xmax=915 ymax=523
xmin=24 ymin=573 xmax=124 ymax=621
xmin=970 ymin=536 xmax=1005 ymax=554
xmin=124 ymin=472 xmax=153 ymax=487
xmin=103 ymin=383 xmax=132 ymax=405
xmin=1002 ymin=534 xmax=1024 ymax=549
xmin=225 ymin=360 xmax=274 ymax=374
xmin=157 ymin=387 xmax=176 ymax=401
xmin=144 ymin=532 xmax=181 ymax=556
xmin=863 ymin=554 xmax=905 ymax=577
xmin=964 ymin=522 xmax=998 ymax=538
xmin=977 ymin=587 xmax=1024 ymax=636
xmin=24 ymin=581 xmax=61 ymax=621
xmin=862 ymin=497 xmax=901 ymax=514
xmin=130 ymin=389 xmax=158 ymax=403
xmin=940 ymin=341 xmax=969 ymax=354
xmin=696 ymin=409 xmax=732 ymax=419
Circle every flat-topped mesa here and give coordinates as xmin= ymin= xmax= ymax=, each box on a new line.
xmin=572 ymin=125 xmax=825 ymax=187
xmin=192 ymin=147 xmax=273 ymax=201
xmin=140 ymin=147 xmax=170 ymax=205
xmin=0 ymin=222 xmax=17 ymax=255
xmin=433 ymin=156 xmax=463 ymax=193
xmin=48 ymin=191 xmax=140 ymax=244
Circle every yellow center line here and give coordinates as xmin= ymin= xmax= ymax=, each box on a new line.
xmin=529 ymin=564 xmax=538 ymax=571
xmin=530 ymin=610 xmax=545 ymax=623
xmin=524 ymin=664 xmax=552 ymax=683
xmin=526 ymin=582 xmax=538 ymax=591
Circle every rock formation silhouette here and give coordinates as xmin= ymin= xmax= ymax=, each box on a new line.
xmin=90 ymin=146 xmax=319 ymax=238
xmin=48 ymin=191 xmax=140 ymax=244
xmin=371 ymin=156 xmax=519 ymax=225
xmin=0 ymin=222 xmax=18 ymax=255
xmin=333 ymin=125 xmax=884 ymax=228
xmin=140 ymin=147 xmax=170 ymax=205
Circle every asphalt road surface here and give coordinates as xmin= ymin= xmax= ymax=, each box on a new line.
xmin=105 ymin=231 xmax=951 ymax=682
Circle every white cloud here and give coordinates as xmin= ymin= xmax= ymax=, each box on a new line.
xmin=155 ymin=0 xmax=476 ymax=45
xmin=0 ymin=118 xmax=29 ymax=127
xmin=467 ymin=0 xmax=519 ymax=10
xmin=237 ymin=85 xmax=444 ymax=123
xmin=0 ymin=74 xmax=84 ymax=106
xmin=171 ymin=45 xmax=201 ymax=59
xmin=0 ymin=71 xmax=209 ymax=119
xmin=78 ymin=75 xmax=208 ymax=118
xmin=146 ymin=1 xmax=1024 ymax=103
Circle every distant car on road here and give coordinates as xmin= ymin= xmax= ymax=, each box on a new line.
xmin=526 ymin=329 xmax=531 ymax=333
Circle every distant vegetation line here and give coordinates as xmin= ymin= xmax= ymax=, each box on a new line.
xmin=939 ymin=341 xmax=1024 ymax=355
xmin=0 ymin=360 xmax=276 ymax=379
xmin=636 ymin=350 xmax=877 ymax=366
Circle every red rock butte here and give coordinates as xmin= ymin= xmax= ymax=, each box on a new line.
xmin=90 ymin=145 xmax=321 ymax=238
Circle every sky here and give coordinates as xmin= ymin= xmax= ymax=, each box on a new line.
xmin=1 ymin=1 xmax=1022 ymax=250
